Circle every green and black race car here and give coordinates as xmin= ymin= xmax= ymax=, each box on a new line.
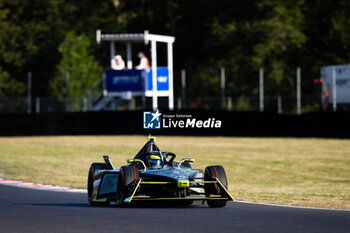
xmin=87 ymin=136 xmax=234 ymax=207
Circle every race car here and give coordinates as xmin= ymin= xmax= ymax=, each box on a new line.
xmin=87 ymin=135 xmax=234 ymax=207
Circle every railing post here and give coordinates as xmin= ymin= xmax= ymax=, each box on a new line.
xmin=278 ymin=96 xmax=282 ymax=114
xmin=259 ymin=68 xmax=264 ymax=112
xmin=296 ymin=67 xmax=301 ymax=115
xmin=83 ymin=98 xmax=88 ymax=112
xmin=181 ymin=69 xmax=186 ymax=109
xmin=27 ymin=72 xmax=32 ymax=114
xmin=177 ymin=96 xmax=182 ymax=110
xmin=227 ymin=96 xmax=232 ymax=111
xmin=221 ymin=67 xmax=225 ymax=110
xmin=65 ymin=71 xmax=70 ymax=112
xmin=35 ymin=96 xmax=40 ymax=113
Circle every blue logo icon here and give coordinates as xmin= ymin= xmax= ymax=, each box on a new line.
xmin=143 ymin=110 xmax=162 ymax=129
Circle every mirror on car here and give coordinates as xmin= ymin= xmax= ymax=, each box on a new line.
xmin=182 ymin=158 xmax=195 ymax=163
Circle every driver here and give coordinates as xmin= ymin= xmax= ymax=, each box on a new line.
xmin=147 ymin=154 xmax=162 ymax=169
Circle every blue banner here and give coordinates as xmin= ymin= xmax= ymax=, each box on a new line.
xmin=146 ymin=67 xmax=169 ymax=91
xmin=105 ymin=69 xmax=143 ymax=92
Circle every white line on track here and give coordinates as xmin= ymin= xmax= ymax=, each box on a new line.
xmin=1 ymin=177 xmax=349 ymax=212
xmin=235 ymin=200 xmax=350 ymax=212
xmin=0 ymin=178 xmax=86 ymax=193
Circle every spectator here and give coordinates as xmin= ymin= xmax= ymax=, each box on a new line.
xmin=111 ymin=55 xmax=125 ymax=70
xmin=135 ymin=52 xmax=150 ymax=70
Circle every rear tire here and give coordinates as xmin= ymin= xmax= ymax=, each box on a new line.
xmin=116 ymin=166 xmax=139 ymax=207
xmin=204 ymin=165 xmax=228 ymax=208
xmin=87 ymin=163 xmax=110 ymax=206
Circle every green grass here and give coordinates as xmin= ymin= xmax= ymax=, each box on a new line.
xmin=0 ymin=136 xmax=349 ymax=209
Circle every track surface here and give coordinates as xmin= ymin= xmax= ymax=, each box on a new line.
xmin=0 ymin=184 xmax=349 ymax=233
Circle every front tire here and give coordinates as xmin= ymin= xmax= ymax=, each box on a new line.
xmin=116 ymin=166 xmax=139 ymax=207
xmin=87 ymin=163 xmax=110 ymax=206
xmin=204 ymin=165 xmax=228 ymax=208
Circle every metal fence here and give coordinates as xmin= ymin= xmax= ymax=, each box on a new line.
xmin=0 ymin=95 xmax=321 ymax=114
xmin=0 ymin=97 xmax=64 ymax=113
xmin=1 ymin=67 xmax=347 ymax=114
xmin=177 ymin=95 xmax=319 ymax=114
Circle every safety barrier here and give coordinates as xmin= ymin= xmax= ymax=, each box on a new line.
xmin=0 ymin=111 xmax=349 ymax=138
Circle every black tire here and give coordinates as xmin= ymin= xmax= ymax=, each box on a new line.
xmin=204 ymin=165 xmax=228 ymax=208
xmin=116 ymin=166 xmax=139 ymax=207
xmin=87 ymin=163 xmax=110 ymax=206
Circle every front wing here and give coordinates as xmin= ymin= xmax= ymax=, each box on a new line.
xmin=123 ymin=178 xmax=235 ymax=203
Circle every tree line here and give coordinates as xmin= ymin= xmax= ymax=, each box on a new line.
xmin=0 ymin=0 xmax=349 ymax=102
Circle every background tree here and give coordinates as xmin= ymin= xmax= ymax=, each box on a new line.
xmin=0 ymin=0 xmax=120 ymax=98
xmin=251 ymin=0 xmax=306 ymax=96
xmin=51 ymin=31 xmax=102 ymax=102
xmin=0 ymin=0 xmax=63 ymax=96
xmin=1 ymin=0 xmax=350 ymax=110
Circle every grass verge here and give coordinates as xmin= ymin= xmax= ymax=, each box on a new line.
xmin=0 ymin=135 xmax=349 ymax=209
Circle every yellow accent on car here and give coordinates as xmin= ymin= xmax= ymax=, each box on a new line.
xmin=178 ymin=158 xmax=195 ymax=168
xmin=127 ymin=178 xmax=142 ymax=203
xmin=150 ymin=155 xmax=161 ymax=160
xmin=92 ymin=198 xmax=108 ymax=202
xmin=127 ymin=159 xmax=147 ymax=172
xmin=141 ymin=181 xmax=172 ymax=185
xmin=147 ymin=135 xmax=156 ymax=141
xmin=189 ymin=181 xmax=217 ymax=184
xmin=213 ymin=177 xmax=235 ymax=201
xmin=132 ymin=196 xmax=229 ymax=201
xmin=177 ymin=180 xmax=189 ymax=188
xmin=132 ymin=195 xmax=150 ymax=199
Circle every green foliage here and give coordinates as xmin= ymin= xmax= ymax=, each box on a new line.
xmin=1 ymin=0 xmax=350 ymax=103
xmin=51 ymin=31 xmax=102 ymax=101
xmin=0 ymin=0 xmax=63 ymax=96
xmin=0 ymin=67 xmax=25 ymax=96
xmin=251 ymin=0 xmax=306 ymax=95
xmin=0 ymin=0 xmax=119 ymax=98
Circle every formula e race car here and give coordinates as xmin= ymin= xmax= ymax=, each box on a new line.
xmin=87 ymin=136 xmax=234 ymax=207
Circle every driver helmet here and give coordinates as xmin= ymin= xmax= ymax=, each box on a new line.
xmin=147 ymin=155 xmax=162 ymax=168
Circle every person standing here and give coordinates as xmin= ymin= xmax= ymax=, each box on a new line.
xmin=111 ymin=55 xmax=125 ymax=70
xmin=135 ymin=52 xmax=150 ymax=70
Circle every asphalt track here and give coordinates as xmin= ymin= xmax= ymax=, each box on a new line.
xmin=0 ymin=184 xmax=349 ymax=233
